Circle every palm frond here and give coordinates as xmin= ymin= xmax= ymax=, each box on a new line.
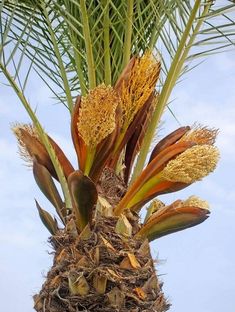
xmin=1 ymin=1 xmax=234 ymax=96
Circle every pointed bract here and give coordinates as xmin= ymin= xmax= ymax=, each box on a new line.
xmin=136 ymin=199 xmax=210 ymax=241
xmin=68 ymin=171 xmax=98 ymax=231
xmin=149 ymin=126 xmax=191 ymax=163
xmin=124 ymin=94 xmax=157 ymax=183
xmin=48 ymin=135 xmax=74 ymax=179
xmin=33 ymin=160 xmax=65 ymax=223
xmin=115 ymin=56 xmax=136 ymax=92
xmin=35 ymin=200 xmax=58 ymax=235
xmin=71 ymin=96 xmax=87 ymax=171
xmin=89 ymin=105 xmax=122 ymax=182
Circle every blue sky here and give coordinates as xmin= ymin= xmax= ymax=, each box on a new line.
xmin=1 ymin=51 xmax=235 ymax=312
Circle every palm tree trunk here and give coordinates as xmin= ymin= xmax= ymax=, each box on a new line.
xmin=34 ymin=215 xmax=169 ymax=312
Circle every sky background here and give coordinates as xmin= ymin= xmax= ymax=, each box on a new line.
xmin=1 ymin=48 xmax=235 ymax=311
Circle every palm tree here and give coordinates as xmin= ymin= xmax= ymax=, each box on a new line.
xmin=0 ymin=1 xmax=234 ymax=311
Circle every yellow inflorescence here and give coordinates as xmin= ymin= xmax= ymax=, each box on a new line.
xmin=161 ymin=145 xmax=220 ymax=183
xmin=182 ymin=195 xmax=209 ymax=210
xmin=120 ymin=52 xmax=161 ymax=128
xmin=151 ymin=199 xmax=165 ymax=212
xmin=12 ymin=123 xmax=39 ymax=164
xmin=77 ymin=84 xmax=119 ymax=147
xmin=180 ymin=125 xmax=218 ymax=146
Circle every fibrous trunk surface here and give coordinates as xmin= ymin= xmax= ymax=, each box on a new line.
xmin=34 ymin=215 xmax=169 ymax=312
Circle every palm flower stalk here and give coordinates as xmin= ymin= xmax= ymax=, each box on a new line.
xmin=1 ymin=1 xmax=234 ymax=311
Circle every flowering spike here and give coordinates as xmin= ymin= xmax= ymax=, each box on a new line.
xmin=13 ymin=123 xmax=74 ymax=180
xmin=180 ymin=125 xmax=218 ymax=146
xmin=118 ymin=52 xmax=161 ymax=129
xmin=114 ymin=141 xmax=193 ymax=216
xmin=77 ymin=84 xmax=119 ymax=148
xmin=183 ymin=195 xmax=209 ymax=210
xmin=12 ymin=123 xmax=42 ymax=165
xmin=161 ymin=145 xmax=220 ymax=183
xmin=128 ymin=144 xmax=218 ymax=213
xmin=12 ymin=124 xmax=58 ymax=179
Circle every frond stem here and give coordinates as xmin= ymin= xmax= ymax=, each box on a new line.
xmin=0 ymin=62 xmax=72 ymax=209
xmin=71 ymin=35 xmax=87 ymax=95
xmin=102 ymin=0 xmax=111 ymax=85
xmin=80 ymin=0 xmax=96 ymax=89
xmin=122 ymin=0 xmax=134 ymax=69
xmin=40 ymin=2 xmax=74 ymax=113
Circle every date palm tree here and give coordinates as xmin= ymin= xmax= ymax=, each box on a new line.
xmin=0 ymin=1 xmax=234 ymax=311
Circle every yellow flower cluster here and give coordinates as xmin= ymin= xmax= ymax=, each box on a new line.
xmin=120 ymin=52 xmax=160 ymax=128
xmin=12 ymin=123 xmax=39 ymax=165
xmin=180 ymin=125 xmax=218 ymax=145
xmin=161 ymin=145 xmax=220 ymax=183
xmin=182 ymin=195 xmax=209 ymax=209
xmin=77 ymin=84 xmax=119 ymax=147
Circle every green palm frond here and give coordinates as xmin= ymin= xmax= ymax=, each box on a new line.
xmin=1 ymin=1 xmax=234 ymax=99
